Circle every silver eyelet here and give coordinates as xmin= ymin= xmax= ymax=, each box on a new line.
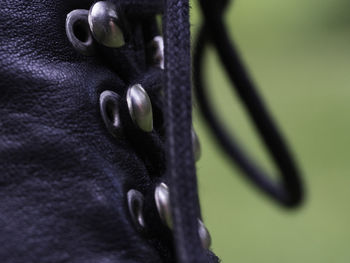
xmin=154 ymin=182 xmax=172 ymax=228
xmin=148 ymin=36 xmax=164 ymax=69
xmin=99 ymin=90 xmax=121 ymax=137
xmin=198 ymin=219 xmax=211 ymax=249
xmin=88 ymin=1 xmax=125 ymax=48
xmin=66 ymin=9 xmax=96 ymax=56
xmin=126 ymin=84 xmax=153 ymax=132
xmin=192 ymin=128 xmax=201 ymax=162
xmin=127 ymin=189 xmax=146 ymax=231
xmin=154 ymin=183 xmax=212 ymax=249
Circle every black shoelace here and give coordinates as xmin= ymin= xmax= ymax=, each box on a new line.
xmin=163 ymin=0 xmax=304 ymax=262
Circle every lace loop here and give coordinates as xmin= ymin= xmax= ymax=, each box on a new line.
xmin=194 ymin=0 xmax=304 ymax=207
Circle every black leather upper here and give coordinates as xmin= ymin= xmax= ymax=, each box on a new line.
xmin=0 ymin=1 xmax=172 ymax=262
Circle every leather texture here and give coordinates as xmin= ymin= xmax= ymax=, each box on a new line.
xmin=0 ymin=0 xmax=172 ymax=262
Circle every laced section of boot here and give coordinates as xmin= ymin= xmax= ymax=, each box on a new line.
xmin=68 ymin=0 xmax=304 ymax=262
xmin=163 ymin=0 xmax=304 ymax=262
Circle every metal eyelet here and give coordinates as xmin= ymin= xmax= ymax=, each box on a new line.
xmin=148 ymin=36 xmax=164 ymax=69
xmin=127 ymin=189 xmax=146 ymax=231
xmin=66 ymin=9 xmax=96 ymax=56
xmin=198 ymin=219 xmax=211 ymax=249
xmin=126 ymin=84 xmax=153 ymax=132
xmin=192 ymin=128 xmax=201 ymax=162
xmin=154 ymin=182 xmax=173 ymax=228
xmin=88 ymin=1 xmax=126 ymax=48
xmin=154 ymin=182 xmax=211 ymax=249
xmin=99 ymin=90 xmax=122 ymax=137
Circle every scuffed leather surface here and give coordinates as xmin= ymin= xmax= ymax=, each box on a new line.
xmin=0 ymin=0 xmax=171 ymax=262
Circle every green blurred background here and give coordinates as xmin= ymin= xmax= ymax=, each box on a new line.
xmin=190 ymin=0 xmax=350 ymax=262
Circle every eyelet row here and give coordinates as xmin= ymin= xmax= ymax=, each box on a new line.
xmin=65 ymin=1 xmax=164 ymax=69
xmin=65 ymin=1 xmax=206 ymax=251
xmin=100 ymin=84 xmax=153 ymax=134
xmin=99 ymin=85 xmax=201 ymax=162
xmin=66 ymin=1 xmax=125 ymax=55
xmin=127 ymin=182 xmax=211 ymax=250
